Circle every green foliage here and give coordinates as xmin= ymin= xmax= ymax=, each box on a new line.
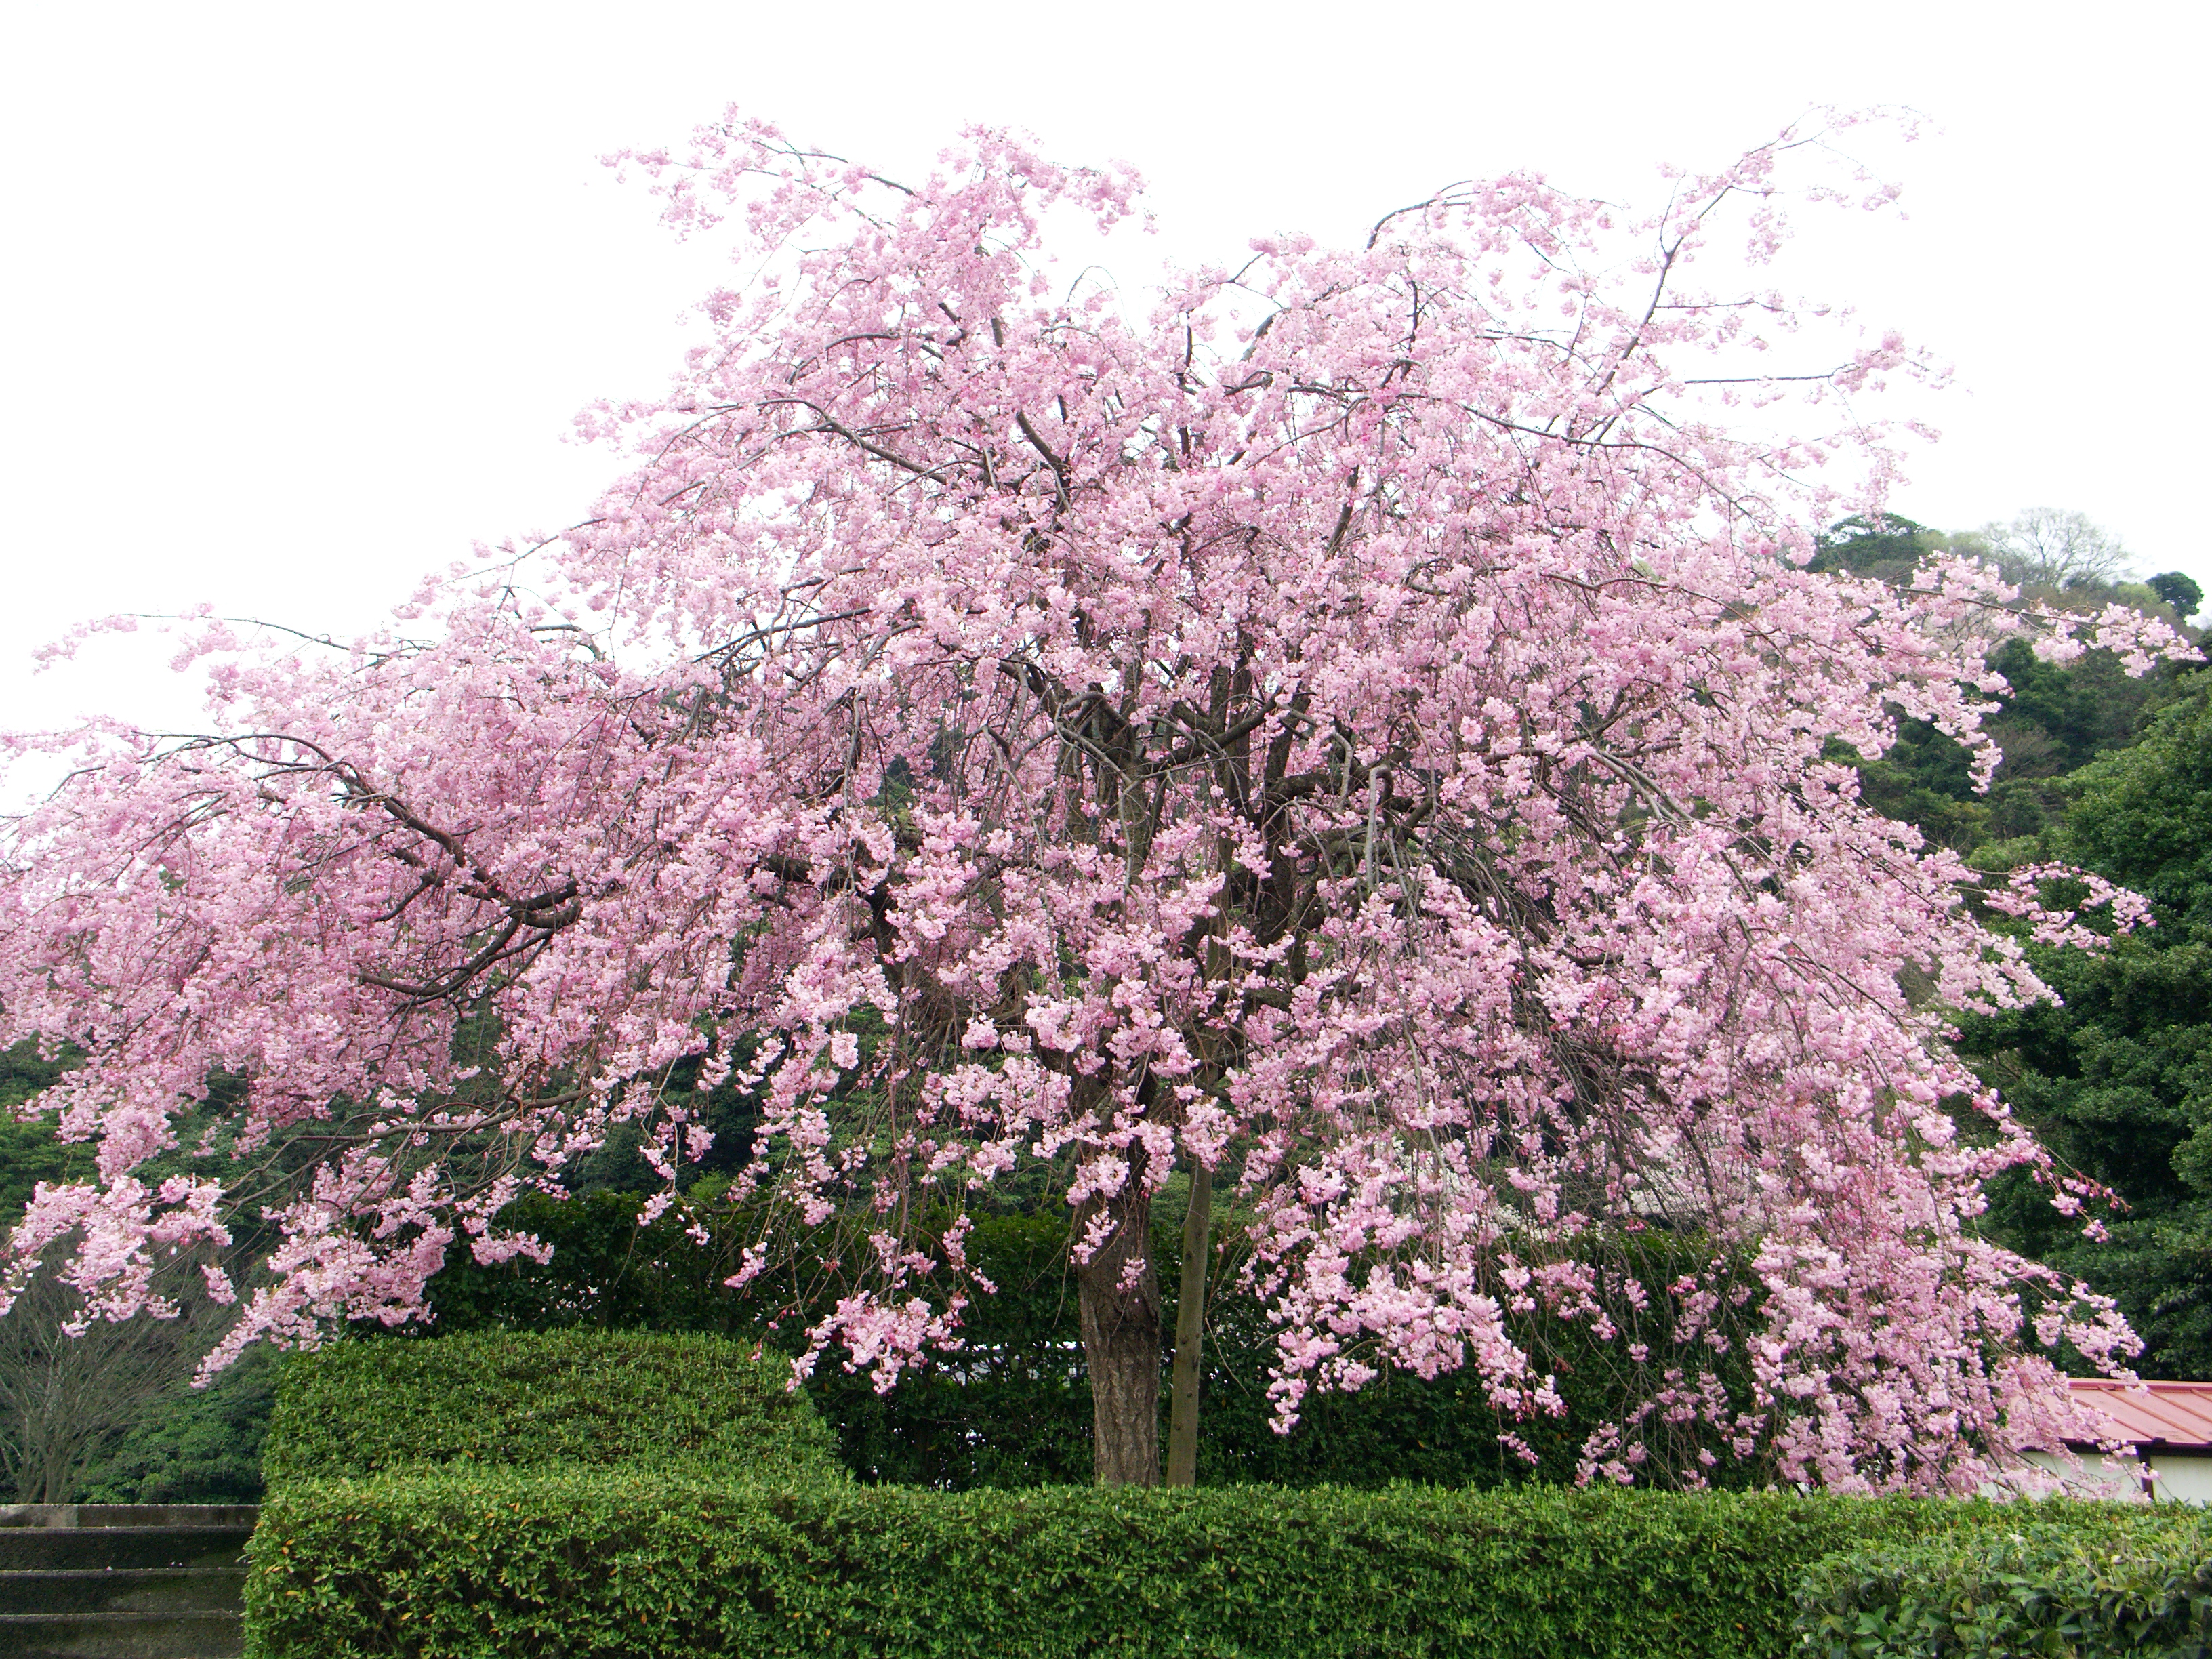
xmin=808 ymin=1211 xmax=1097 ymax=1488
xmin=0 ymin=1040 xmax=88 ymax=1218
xmin=244 ymin=1474 xmax=1953 ymax=1659
xmin=796 ymin=1212 xmax=1673 ymax=1490
xmin=1809 ymin=514 xmax=1986 ymax=588
xmin=1835 ymin=638 xmax=2186 ymax=861
xmin=261 ymin=1328 xmax=840 ymax=1488
xmin=1184 ymin=1225 xmax=1769 ymax=1492
xmin=0 ymin=1040 xmax=269 ymax=1219
xmin=561 ymin=1050 xmax=769 ymax=1197
xmin=2149 ymin=573 xmax=2204 ymax=623
xmin=1982 ymin=639 xmax=2177 ymax=790
xmin=422 ymin=1196 xmax=1763 ymax=1490
xmin=2067 ymin=684 xmax=2212 ymax=914
xmin=419 ymin=1189 xmax=768 ymax=1334
xmin=77 ymin=1344 xmax=277 ymax=1504
xmin=1809 ymin=517 xmax=2192 ymax=863
xmin=1799 ymin=518 xmax=2212 ymax=1381
xmin=1836 ymin=721 xmax=1992 ymax=855
xmin=1794 ymin=1508 xmax=2212 ymax=1658
xmin=1964 ymin=674 xmax=2212 ymax=1377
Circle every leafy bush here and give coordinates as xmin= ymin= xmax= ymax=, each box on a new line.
xmin=79 ymin=1343 xmax=277 ymax=1504
xmin=262 ymin=1327 xmax=839 ymax=1487
xmin=245 ymin=1476 xmax=1948 ymax=1659
xmin=1794 ymin=1509 xmax=2212 ymax=1657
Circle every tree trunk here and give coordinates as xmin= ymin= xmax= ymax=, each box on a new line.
xmin=1164 ymin=1160 xmax=1212 ymax=1486
xmin=1074 ymin=1189 xmax=1162 ymax=1486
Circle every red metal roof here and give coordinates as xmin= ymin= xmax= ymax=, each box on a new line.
xmin=2068 ymin=1380 xmax=2212 ymax=1450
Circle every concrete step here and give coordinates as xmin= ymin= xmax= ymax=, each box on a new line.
xmin=0 ymin=1536 xmax=247 ymax=1576
xmin=0 ymin=1610 xmax=241 ymax=1659
xmin=0 ymin=1507 xmax=255 ymax=1657
xmin=0 ymin=1513 xmax=255 ymax=1535
xmin=0 ymin=1573 xmax=247 ymax=1618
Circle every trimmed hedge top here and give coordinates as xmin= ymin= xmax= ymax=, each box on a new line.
xmin=246 ymin=1473 xmax=1961 ymax=1659
xmin=260 ymin=1328 xmax=840 ymax=1486
xmin=1797 ymin=1509 xmax=2212 ymax=1658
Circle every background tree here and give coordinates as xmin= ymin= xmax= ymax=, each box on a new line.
xmin=1810 ymin=514 xmax=2196 ymax=859
xmin=1807 ymin=512 xmax=1990 ymax=590
xmin=419 ymin=1186 xmax=1771 ymax=1492
xmin=2148 ymin=572 xmax=2204 ymax=623
xmin=1963 ymin=675 xmax=2212 ymax=1376
xmin=1979 ymin=507 xmax=2134 ymax=592
xmin=1788 ymin=518 xmax=2212 ymax=1381
xmin=0 ymin=112 xmax=2186 ymax=1492
xmin=0 ymin=1246 xmax=232 ymax=1503
xmin=74 ymin=1345 xmax=274 ymax=1505
xmin=0 ymin=1042 xmax=84 ymax=1220
xmin=0 ymin=1042 xmax=266 ymax=1502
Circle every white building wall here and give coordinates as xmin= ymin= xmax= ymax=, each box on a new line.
xmin=2142 ymin=1454 xmax=2212 ymax=1504
xmin=2018 ymin=1448 xmax=2147 ymax=1500
xmin=2012 ymin=1448 xmax=2212 ymax=1504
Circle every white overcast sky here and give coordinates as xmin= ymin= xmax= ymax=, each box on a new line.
xmin=3 ymin=0 xmax=2207 ymax=768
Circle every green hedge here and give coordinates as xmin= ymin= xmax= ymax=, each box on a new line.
xmin=262 ymin=1328 xmax=840 ymax=1486
xmin=1795 ymin=1509 xmax=2212 ymax=1657
xmin=245 ymin=1475 xmax=1959 ymax=1659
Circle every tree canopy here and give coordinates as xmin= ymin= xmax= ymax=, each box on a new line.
xmin=1963 ymin=676 xmax=2212 ymax=1375
xmin=2149 ymin=573 xmax=2203 ymax=622
xmin=0 ymin=112 xmax=2190 ymax=1490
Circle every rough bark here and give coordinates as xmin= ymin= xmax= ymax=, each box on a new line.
xmin=1164 ymin=1160 xmax=1212 ymax=1487
xmin=1074 ymin=1189 xmax=1162 ymax=1486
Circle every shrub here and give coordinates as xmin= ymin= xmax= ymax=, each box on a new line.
xmin=245 ymin=1477 xmax=1948 ymax=1659
xmin=79 ymin=1343 xmax=278 ymax=1504
xmin=261 ymin=1327 xmax=839 ymax=1487
xmin=1794 ymin=1508 xmax=2212 ymax=1658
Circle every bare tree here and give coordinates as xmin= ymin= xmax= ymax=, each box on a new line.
xmin=1978 ymin=507 xmax=2133 ymax=590
xmin=0 ymin=1254 xmax=228 ymax=1504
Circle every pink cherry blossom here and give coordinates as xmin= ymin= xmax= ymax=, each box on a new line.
xmin=1 ymin=110 xmax=2191 ymax=1489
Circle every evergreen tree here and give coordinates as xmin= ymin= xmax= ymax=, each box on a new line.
xmin=1963 ymin=674 xmax=2212 ymax=1376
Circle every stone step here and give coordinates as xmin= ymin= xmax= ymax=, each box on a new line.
xmin=0 ymin=1513 xmax=255 ymax=1535
xmin=0 ymin=1610 xmax=241 ymax=1659
xmin=0 ymin=1536 xmax=248 ymax=1576
xmin=0 ymin=1572 xmax=247 ymax=1618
